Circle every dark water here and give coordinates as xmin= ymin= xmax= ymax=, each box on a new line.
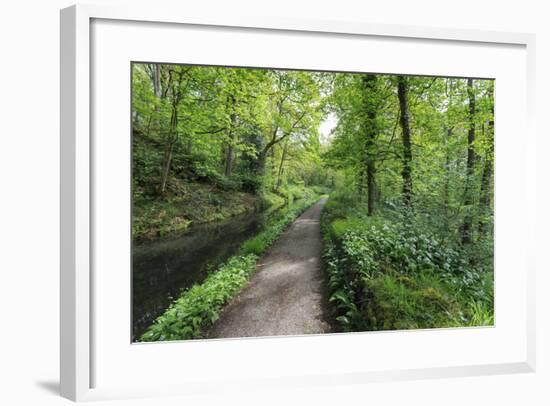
xmin=132 ymin=206 xmax=285 ymax=341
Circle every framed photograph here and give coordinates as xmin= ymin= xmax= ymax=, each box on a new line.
xmin=60 ymin=4 xmax=536 ymax=401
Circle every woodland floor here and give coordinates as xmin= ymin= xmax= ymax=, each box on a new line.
xmin=206 ymin=198 xmax=334 ymax=338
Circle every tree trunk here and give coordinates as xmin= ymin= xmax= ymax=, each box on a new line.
xmin=224 ymin=96 xmax=237 ymax=177
xmin=276 ymin=141 xmax=288 ymax=189
xmin=366 ymin=164 xmax=376 ymax=216
xmin=461 ymin=78 xmax=476 ymax=244
xmin=224 ymin=144 xmax=235 ymax=177
xmin=256 ymin=150 xmax=267 ymax=176
xmin=363 ymin=74 xmax=378 ymax=216
xmin=478 ymin=154 xmax=492 ymax=234
xmin=152 ymin=64 xmax=161 ymax=99
xmin=160 ymin=141 xmax=174 ymax=194
xmin=397 ymin=76 xmax=413 ymax=212
xmin=478 ymin=87 xmax=494 ymax=235
xmin=271 ymin=146 xmax=277 ymax=179
xmin=148 ymin=64 xmax=162 ymax=138
xmin=443 ymin=127 xmax=452 ymax=217
xmin=160 ymin=104 xmax=177 ymax=195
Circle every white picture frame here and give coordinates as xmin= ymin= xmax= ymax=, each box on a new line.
xmin=60 ymin=3 xmax=536 ymax=402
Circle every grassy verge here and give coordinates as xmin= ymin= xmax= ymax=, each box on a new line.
xmin=258 ymin=184 xmax=322 ymax=209
xmin=133 ymin=180 xmax=325 ymax=242
xmin=139 ymin=195 xmax=321 ymax=342
xmin=133 ymin=181 xmax=257 ymax=242
xmin=321 ymin=190 xmax=494 ymax=332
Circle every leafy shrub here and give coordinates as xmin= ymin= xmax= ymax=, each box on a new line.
xmin=257 ymin=190 xmax=286 ymax=210
xmin=310 ymin=185 xmax=332 ymax=195
xmin=321 ymin=192 xmax=494 ymax=333
xmin=140 ymin=254 xmax=258 ymax=341
xmin=239 ymin=173 xmax=263 ymax=193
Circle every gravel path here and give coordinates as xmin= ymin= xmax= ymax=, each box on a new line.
xmin=207 ymin=198 xmax=333 ymax=339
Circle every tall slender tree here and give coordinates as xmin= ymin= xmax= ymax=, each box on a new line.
xmin=224 ymin=95 xmax=237 ymax=176
xmin=478 ymin=84 xmax=494 ymax=235
xmin=363 ymin=74 xmax=378 ymax=216
xmin=461 ymin=78 xmax=476 ymax=244
xmin=160 ymin=67 xmax=187 ymax=194
xmin=397 ymin=76 xmax=413 ymax=212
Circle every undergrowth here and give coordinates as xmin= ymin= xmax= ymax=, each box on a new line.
xmin=133 ymin=179 xmax=257 ymax=242
xmin=322 ymin=189 xmax=494 ymax=332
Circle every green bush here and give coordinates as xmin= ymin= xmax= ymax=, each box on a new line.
xmin=321 ymin=191 xmax=494 ymax=333
xmin=257 ymin=190 xmax=286 ymax=210
xmin=310 ymin=185 xmax=332 ymax=195
xmin=140 ymin=254 xmax=258 ymax=341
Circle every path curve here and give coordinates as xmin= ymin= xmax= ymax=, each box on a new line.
xmin=207 ymin=198 xmax=332 ymax=338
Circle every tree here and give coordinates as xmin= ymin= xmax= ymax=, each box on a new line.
xmin=397 ymin=76 xmax=413 ymax=211
xmin=360 ymin=75 xmax=379 ymax=215
xmin=478 ymin=82 xmax=494 ymax=235
xmin=461 ymin=78 xmax=476 ymax=244
xmin=160 ymin=66 xmax=188 ymax=194
xmin=223 ymin=95 xmax=238 ymax=176
xmin=256 ymin=71 xmax=321 ymax=177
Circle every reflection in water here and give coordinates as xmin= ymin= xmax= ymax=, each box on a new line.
xmin=132 ymin=206 xmax=285 ymax=341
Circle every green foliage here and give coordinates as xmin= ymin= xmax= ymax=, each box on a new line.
xmin=324 ymin=75 xmax=494 ymax=244
xmin=132 ymin=180 xmax=257 ymax=241
xmin=321 ymin=190 xmax=494 ymax=332
xmin=132 ymin=63 xmax=334 ymax=242
xmin=468 ymin=300 xmax=494 ymax=326
xmin=241 ymin=197 xmax=317 ymax=255
xmin=140 ymin=254 xmax=258 ymax=341
xmin=257 ymin=190 xmax=287 ymax=210
xmin=132 ymin=198 xmax=192 ymax=240
xmin=132 ymin=62 xmax=495 ymax=337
